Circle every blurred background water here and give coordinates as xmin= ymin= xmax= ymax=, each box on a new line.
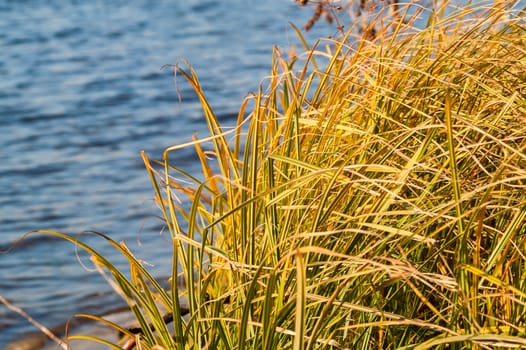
xmin=0 ymin=0 xmax=524 ymax=347
xmin=0 ymin=1 xmax=334 ymax=346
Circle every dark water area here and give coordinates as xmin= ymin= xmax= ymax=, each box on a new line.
xmin=0 ymin=1 xmax=333 ymax=346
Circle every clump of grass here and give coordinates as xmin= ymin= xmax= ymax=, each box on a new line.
xmin=23 ymin=1 xmax=526 ymax=349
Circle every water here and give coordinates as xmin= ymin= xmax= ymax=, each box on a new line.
xmin=0 ymin=1 xmax=331 ymax=347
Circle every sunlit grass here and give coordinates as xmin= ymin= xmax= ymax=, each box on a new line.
xmin=17 ymin=1 xmax=526 ymax=349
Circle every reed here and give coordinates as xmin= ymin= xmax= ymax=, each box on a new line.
xmin=33 ymin=1 xmax=526 ymax=349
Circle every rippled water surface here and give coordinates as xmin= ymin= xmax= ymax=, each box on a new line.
xmin=0 ymin=1 xmax=330 ymax=346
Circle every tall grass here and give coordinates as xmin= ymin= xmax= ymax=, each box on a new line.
xmin=24 ymin=1 xmax=526 ymax=349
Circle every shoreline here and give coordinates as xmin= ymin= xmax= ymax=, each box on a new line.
xmin=5 ymin=306 xmax=134 ymax=350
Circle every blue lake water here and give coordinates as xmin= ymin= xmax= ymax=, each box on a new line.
xmin=0 ymin=1 xmax=333 ymax=346
xmin=1 ymin=0 xmax=524 ymax=347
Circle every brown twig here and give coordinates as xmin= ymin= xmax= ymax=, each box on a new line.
xmin=303 ymin=1 xmax=327 ymax=31
xmin=122 ymin=307 xmax=189 ymax=350
xmin=0 ymin=294 xmax=69 ymax=350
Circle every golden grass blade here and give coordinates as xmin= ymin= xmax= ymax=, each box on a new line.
xmin=73 ymin=313 xmax=133 ymax=339
xmin=415 ymin=333 xmax=526 ymax=350
xmin=294 ymin=252 xmax=306 ymax=350
xmin=67 ymin=334 xmax=127 ymax=349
